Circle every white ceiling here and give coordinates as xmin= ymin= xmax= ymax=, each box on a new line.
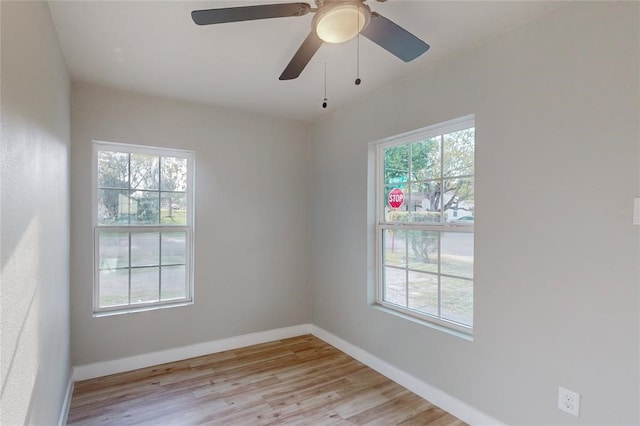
xmin=49 ymin=1 xmax=565 ymax=123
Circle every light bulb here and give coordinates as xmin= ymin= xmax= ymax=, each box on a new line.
xmin=314 ymin=3 xmax=370 ymax=44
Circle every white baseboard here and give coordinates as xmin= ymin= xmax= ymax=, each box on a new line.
xmin=58 ymin=372 xmax=74 ymax=426
xmin=311 ymin=325 xmax=504 ymax=426
xmin=70 ymin=323 xmax=500 ymax=425
xmin=73 ymin=323 xmax=312 ymax=381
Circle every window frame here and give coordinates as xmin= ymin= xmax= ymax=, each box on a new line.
xmin=375 ymin=115 xmax=475 ymax=335
xmin=92 ymin=140 xmax=195 ymax=316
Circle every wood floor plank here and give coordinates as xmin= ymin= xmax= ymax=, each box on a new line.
xmin=67 ymin=335 xmax=465 ymax=425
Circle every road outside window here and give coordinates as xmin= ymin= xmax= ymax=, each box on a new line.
xmin=93 ymin=141 xmax=194 ymax=315
xmin=376 ymin=116 xmax=474 ymax=334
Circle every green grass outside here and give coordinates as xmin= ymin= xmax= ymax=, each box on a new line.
xmin=161 ymin=209 xmax=186 ymax=225
xmin=383 ymin=245 xmax=473 ymax=325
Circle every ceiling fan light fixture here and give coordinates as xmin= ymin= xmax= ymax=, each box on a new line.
xmin=313 ymin=2 xmax=370 ymax=44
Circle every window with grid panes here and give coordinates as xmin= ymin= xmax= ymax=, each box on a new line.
xmin=376 ymin=116 xmax=474 ymax=334
xmin=93 ymin=141 xmax=194 ymax=315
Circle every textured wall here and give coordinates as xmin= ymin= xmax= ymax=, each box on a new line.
xmin=309 ymin=2 xmax=639 ymax=424
xmin=0 ymin=1 xmax=71 ymax=424
xmin=70 ymin=83 xmax=310 ymax=365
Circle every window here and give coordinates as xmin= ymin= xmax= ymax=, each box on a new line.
xmin=376 ymin=116 xmax=475 ymax=334
xmin=93 ymin=141 xmax=194 ymax=315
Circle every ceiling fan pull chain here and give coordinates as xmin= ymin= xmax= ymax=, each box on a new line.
xmin=355 ymin=8 xmax=362 ymax=86
xmin=322 ymin=60 xmax=328 ymax=109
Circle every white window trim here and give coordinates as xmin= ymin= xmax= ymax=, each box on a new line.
xmin=374 ymin=115 xmax=475 ymax=335
xmin=92 ymin=140 xmax=195 ymax=316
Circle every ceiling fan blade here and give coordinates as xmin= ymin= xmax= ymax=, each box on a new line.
xmin=192 ymin=3 xmax=311 ymax=26
xmin=279 ymin=31 xmax=323 ymax=80
xmin=360 ymin=12 xmax=429 ymax=62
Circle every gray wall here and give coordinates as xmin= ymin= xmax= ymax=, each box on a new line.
xmin=70 ymin=83 xmax=310 ymax=365
xmin=309 ymin=2 xmax=639 ymax=424
xmin=6 ymin=2 xmax=635 ymax=423
xmin=0 ymin=1 xmax=71 ymax=424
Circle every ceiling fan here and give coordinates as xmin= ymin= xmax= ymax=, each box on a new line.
xmin=191 ymin=0 xmax=430 ymax=80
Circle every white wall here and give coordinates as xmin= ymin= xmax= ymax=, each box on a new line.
xmin=309 ymin=2 xmax=639 ymax=424
xmin=70 ymin=83 xmax=310 ymax=365
xmin=0 ymin=1 xmax=71 ymax=424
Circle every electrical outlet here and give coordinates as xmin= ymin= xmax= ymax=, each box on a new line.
xmin=558 ymin=386 xmax=580 ymax=417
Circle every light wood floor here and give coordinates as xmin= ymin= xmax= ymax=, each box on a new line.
xmin=68 ymin=335 xmax=465 ymax=425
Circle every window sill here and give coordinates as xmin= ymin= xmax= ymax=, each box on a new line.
xmin=371 ymin=303 xmax=474 ymax=341
xmin=93 ymin=300 xmax=193 ymax=317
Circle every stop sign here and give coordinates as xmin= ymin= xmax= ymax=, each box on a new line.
xmin=388 ymin=188 xmax=404 ymax=209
